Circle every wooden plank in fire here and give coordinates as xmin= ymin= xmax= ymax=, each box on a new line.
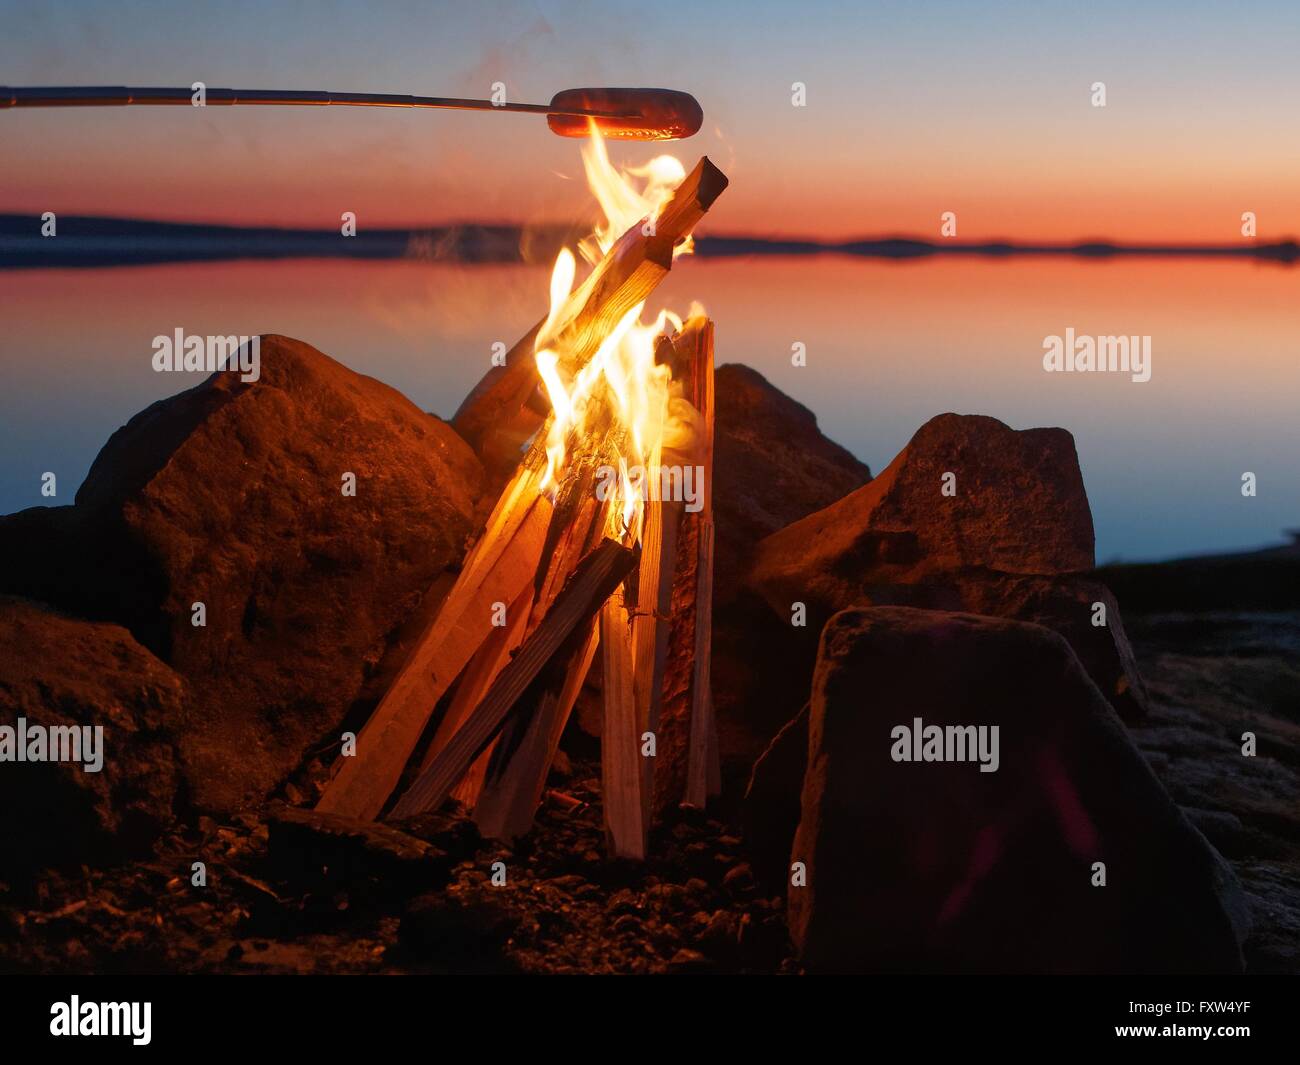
xmin=600 ymin=581 xmax=644 ymax=858
xmin=654 ymin=317 xmax=720 ymax=811
xmin=681 ymin=319 xmax=720 ymax=807
xmin=592 ymin=339 xmax=688 ymax=856
xmin=631 ymin=459 xmax=683 ymax=826
xmin=387 ymin=537 xmax=638 ymax=820
xmin=438 ymin=583 xmax=535 ymax=808
xmin=315 ymin=159 xmax=722 ymax=821
xmin=316 ymin=444 xmax=552 ymax=820
xmin=470 ymin=424 xmax=616 ymax=840
xmin=473 ymin=621 xmax=599 ymax=841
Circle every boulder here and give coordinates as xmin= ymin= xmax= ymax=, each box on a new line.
xmin=712 ymin=363 xmax=871 ymax=567
xmin=0 ymin=596 xmax=184 ymax=872
xmin=789 ymin=606 xmax=1249 ymax=973
xmin=936 ymin=571 xmax=1146 ymax=719
xmin=740 ymin=414 xmax=1143 ymax=805
xmin=751 ymin=413 xmax=1094 ymax=603
xmin=745 ymin=572 xmax=1150 ymax=886
xmin=5 ymin=335 xmax=486 ymax=811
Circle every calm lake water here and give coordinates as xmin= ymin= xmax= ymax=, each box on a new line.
xmin=2 ymin=254 xmax=1296 ymax=563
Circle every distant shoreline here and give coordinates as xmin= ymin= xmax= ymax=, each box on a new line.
xmin=4 ymin=213 xmax=1298 ymax=269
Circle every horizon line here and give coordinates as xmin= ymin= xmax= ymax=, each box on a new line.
xmin=3 ymin=212 xmax=1298 ymax=268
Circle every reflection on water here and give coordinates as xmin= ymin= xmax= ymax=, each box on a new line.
xmin=1 ymin=255 xmax=1295 ymax=562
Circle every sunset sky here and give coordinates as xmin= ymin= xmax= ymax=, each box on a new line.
xmin=5 ymin=0 xmax=1300 ymax=242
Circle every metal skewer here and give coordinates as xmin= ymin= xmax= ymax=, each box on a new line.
xmin=0 ymin=85 xmax=703 ymax=141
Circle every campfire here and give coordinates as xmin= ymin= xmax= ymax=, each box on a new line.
xmin=317 ymin=128 xmax=729 ymax=859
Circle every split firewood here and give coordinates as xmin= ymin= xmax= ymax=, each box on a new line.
xmin=318 ymin=157 xmax=726 ymax=827
xmin=685 ymin=517 xmax=717 ymax=806
xmin=388 ymin=537 xmax=638 ymax=820
xmin=600 ymin=581 xmax=644 ymax=858
xmin=436 ymin=583 xmax=535 ymax=807
xmin=654 ymin=317 xmax=719 ymax=810
xmin=315 ymin=444 xmax=552 ymax=820
xmin=470 ymin=389 xmax=632 ymax=839
xmin=473 ymin=622 xmax=600 ymax=841
xmin=316 ymin=167 xmax=690 ymax=822
xmin=452 ymin=156 xmax=729 ymax=477
xmin=682 ymin=319 xmax=719 ymax=807
xmin=631 ymin=477 xmax=684 ymax=825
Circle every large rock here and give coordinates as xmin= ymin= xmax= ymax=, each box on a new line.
xmin=740 ymin=414 xmax=1143 ymax=809
xmin=5 ymin=336 xmax=486 ymax=811
xmin=751 ymin=413 xmax=1094 ymax=601
xmin=0 ymin=596 xmax=184 ymax=871
xmin=712 ymin=363 xmax=871 ymax=565
xmin=790 ymin=606 xmax=1249 ymax=973
xmin=744 ymin=569 xmax=1148 ymax=886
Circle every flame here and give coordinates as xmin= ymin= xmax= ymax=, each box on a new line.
xmin=578 ymin=123 xmax=694 ymax=263
xmin=535 ymin=123 xmax=698 ymax=543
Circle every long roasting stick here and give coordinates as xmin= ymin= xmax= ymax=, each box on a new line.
xmin=0 ymin=86 xmax=705 ymax=141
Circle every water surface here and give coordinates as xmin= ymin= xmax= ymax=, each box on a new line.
xmin=2 ymin=254 xmax=1295 ymax=562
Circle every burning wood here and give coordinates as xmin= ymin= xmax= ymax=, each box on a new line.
xmin=389 ymin=537 xmax=638 ymax=819
xmin=600 ymin=583 xmax=643 ymax=856
xmin=660 ymin=319 xmax=721 ymax=810
xmin=452 ymin=153 xmax=728 ymax=478
xmin=316 ymin=448 xmax=553 ymax=820
xmin=316 ymin=133 xmax=728 ymax=856
xmin=439 ymin=582 xmax=533 ymax=807
xmin=470 ymin=407 xmax=622 ymax=840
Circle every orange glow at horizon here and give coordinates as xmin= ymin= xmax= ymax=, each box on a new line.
xmin=9 ymin=108 xmax=1300 ymax=247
